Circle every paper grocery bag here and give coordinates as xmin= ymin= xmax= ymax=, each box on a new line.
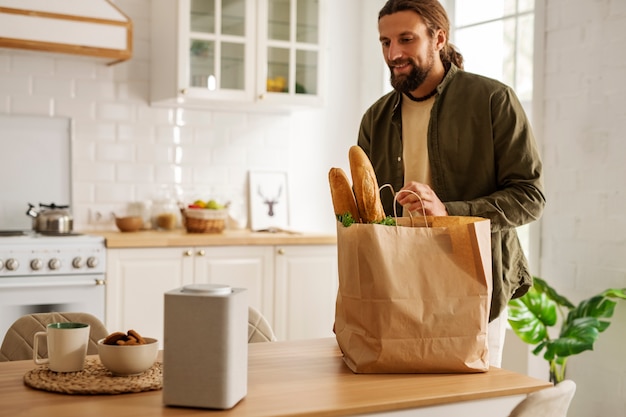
xmin=334 ymin=216 xmax=492 ymax=373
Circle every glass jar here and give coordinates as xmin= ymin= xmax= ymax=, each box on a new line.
xmin=152 ymin=199 xmax=179 ymax=230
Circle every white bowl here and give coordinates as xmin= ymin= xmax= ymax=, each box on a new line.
xmin=97 ymin=337 xmax=158 ymax=376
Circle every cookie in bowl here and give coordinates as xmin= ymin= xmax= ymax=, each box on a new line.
xmin=97 ymin=330 xmax=158 ymax=376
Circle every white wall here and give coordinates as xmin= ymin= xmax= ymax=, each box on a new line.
xmin=539 ymin=0 xmax=626 ymax=415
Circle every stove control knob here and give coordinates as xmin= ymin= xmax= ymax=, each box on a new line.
xmin=87 ymin=257 xmax=99 ymax=269
xmin=30 ymin=259 xmax=43 ymax=271
xmin=5 ymin=258 xmax=19 ymax=271
xmin=48 ymin=258 xmax=61 ymax=270
xmin=0 ymin=259 xmax=4 ymax=270
xmin=72 ymin=257 xmax=84 ymax=269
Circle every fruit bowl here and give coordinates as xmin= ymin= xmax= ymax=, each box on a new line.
xmin=181 ymin=208 xmax=228 ymax=233
xmin=97 ymin=337 xmax=158 ymax=376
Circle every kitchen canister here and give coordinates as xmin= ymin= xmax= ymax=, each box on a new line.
xmin=163 ymin=284 xmax=248 ymax=409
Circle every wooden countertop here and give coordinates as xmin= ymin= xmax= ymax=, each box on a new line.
xmin=0 ymin=338 xmax=551 ymax=417
xmin=84 ymin=229 xmax=336 ymax=248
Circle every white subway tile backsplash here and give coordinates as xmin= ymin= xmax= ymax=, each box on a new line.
xmin=11 ymin=55 xmax=55 ymax=76
xmin=210 ymin=111 xmax=248 ymax=128
xmin=153 ymin=164 xmax=187 ymax=185
xmin=74 ymin=122 xmax=117 ymax=142
xmin=136 ymin=105 xmax=171 ymax=125
xmin=178 ymin=145 xmax=212 ymax=165
xmin=175 ymin=108 xmax=216 ymax=127
xmin=72 ymin=181 xmax=95 ymax=203
xmin=0 ymin=53 xmax=10 ymax=72
xmin=96 ymin=142 xmax=135 ymax=162
xmin=211 ymin=145 xmax=248 ymax=167
xmin=72 ymin=140 xmax=96 ymax=162
xmin=73 ymin=162 xmax=115 ymax=182
xmin=95 ymin=183 xmax=136 ymax=202
xmin=155 ymin=125 xmax=194 ymax=144
xmin=116 ymin=163 xmax=154 ymax=182
xmin=192 ymin=165 xmax=230 ymax=187
xmin=0 ymin=96 xmax=8 ymax=113
xmin=96 ymin=102 xmax=135 ymax=122
xmin=117 ymin=123 xmax=154 ymax=143
xmin=54 ymin=98 xmax=95 ymax=119
xmin=54 ymin=58 xmax=98 ymax=79
xmin=0 ymin=74 xmax=30 ymax=95
xmin=136 ymin=143 xmax=174 ymax=164
xmin=12 ymin=95 xmax=52 ymax=116
xmin=247 ymin=148 xmax=289 ymax=169
xmin=33 ymin=77 xmax=73 ymax=98
xmin=75 ymin=79 xmax=116 ymax=100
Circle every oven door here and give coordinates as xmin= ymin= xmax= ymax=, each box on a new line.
xmin=0 ymin=275 xmax=105 ymax=342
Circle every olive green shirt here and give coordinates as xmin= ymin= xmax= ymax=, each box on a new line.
xmin=357 ymin=64 xmax=546 ymax=321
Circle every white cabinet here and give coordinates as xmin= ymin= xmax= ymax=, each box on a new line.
xmin=193 ymin=245 xmax=275 ymax=325
xmin=105 ymin=244 xmax=337 ymax=344
xmin=105 ymin=248 xmax=194 ymax=346
xmin=273 ymin=244 xmax=338 ymax=341
xmin=151 ymin=0 xmax=324 ymax=110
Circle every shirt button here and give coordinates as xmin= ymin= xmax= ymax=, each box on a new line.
xmin=397 ymin=156 xmax=402 ymax=162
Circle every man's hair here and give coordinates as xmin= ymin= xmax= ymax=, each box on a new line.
xmin=379 ymin=0 xmax=464 ymax=69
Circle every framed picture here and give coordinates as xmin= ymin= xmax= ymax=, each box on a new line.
xmin=248 ymin=171 xmax=289 ymax=231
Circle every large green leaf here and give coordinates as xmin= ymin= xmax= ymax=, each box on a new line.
xmin=508 ymin=287 xmax=557 ymax=344
xmin=601 ymin=288 xmax=626 ymax=300
xmin=508 ymin=279 xmax=626 ymax=378
xmin=532 ymin=276 xmax=575 ymax=308
xmin=566 ymin=295 xmax=616 ymax=333
xmin=544 ymin=317 xmax=601 ymax=360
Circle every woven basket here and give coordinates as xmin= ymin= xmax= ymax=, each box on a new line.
xmin=181 ymin=208 xmax=227 ymax=233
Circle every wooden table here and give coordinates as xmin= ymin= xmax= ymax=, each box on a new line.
xmin=0 ymin=338 xmax=551 ymax=417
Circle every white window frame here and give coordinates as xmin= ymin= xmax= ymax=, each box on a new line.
xmin=446 ymin=0 xmax=545 ymax=275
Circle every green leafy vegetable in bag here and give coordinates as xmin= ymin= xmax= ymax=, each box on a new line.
xmin=337 ymin=213 xmax=396 ymax=227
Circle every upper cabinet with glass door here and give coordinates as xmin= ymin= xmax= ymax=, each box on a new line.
xmin=151 ymin=0 xmax=255 ymax=107
xmin=256 ymin=0 xmax=324 ymax=107
xmin=151 ymin=0 xmax=324 ymax=110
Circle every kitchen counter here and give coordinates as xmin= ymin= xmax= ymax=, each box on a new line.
xmin=0 ymin=338 xmax=551 ymax=417
xmin=85 ymin=229 xmax=336 ymax=248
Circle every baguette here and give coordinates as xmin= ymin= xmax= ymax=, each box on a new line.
xmin=348 ymin=146 xmax=386 ymax=223
xmin=328 ymin=167 xmax=360 ymax=222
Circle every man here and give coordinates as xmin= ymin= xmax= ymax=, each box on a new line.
xmin=358 ymin=0 xmax=546 ymax=367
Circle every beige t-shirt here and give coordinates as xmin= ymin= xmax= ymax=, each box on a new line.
xmin=401 ymin=94 xmax=435 ymax=216
xmin=402 ymin=94 xmax=435 ymax=187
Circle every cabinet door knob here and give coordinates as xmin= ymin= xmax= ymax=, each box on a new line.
xmin=196 ymin=250 xmax=206 ymax=257
xmin=277 ymin=248 xmax=285 ymax=255
xmin=184 ymin=249 xmax=193 ymax=257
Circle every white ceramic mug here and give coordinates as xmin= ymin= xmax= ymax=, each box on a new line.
xmin=33 ymin=322 xmax=90 ymax=372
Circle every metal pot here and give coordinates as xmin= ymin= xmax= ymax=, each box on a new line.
xmin=26 ymin=203 xmax=74 ymax=234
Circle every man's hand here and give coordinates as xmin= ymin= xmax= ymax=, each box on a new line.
xmin=397 ymin=182 xmax=448 ymax=216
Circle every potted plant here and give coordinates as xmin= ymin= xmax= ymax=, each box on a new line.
xmin=507 ymin=277 xmax=626 ymax=384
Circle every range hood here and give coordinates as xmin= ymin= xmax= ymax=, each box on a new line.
xmin=0 ymin=0 xmax=132 ymax=65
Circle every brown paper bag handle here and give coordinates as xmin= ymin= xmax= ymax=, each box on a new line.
xmin=379 ymin=184 xmax=429 ymax=229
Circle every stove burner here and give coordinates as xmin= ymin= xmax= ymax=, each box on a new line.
xmin=37 ymin=231 xmax=84 ymax=237
xmin=0 ymin=230 xmax=28 ymax=237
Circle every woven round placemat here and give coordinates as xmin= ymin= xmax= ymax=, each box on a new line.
xmin=23 ymin=357 xmax=162 ymax=395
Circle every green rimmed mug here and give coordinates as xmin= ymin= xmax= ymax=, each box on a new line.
xmin=33 ymin=322 xmax=90 ymax=372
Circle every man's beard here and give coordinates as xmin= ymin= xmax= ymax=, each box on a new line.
xmin=388 ymin=51 xmax=435 ymax=94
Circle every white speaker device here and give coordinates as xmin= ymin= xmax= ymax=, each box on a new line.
xmin=163 ymin=284 xmax=248 ymax=409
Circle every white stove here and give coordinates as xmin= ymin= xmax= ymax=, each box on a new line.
xmin=0 ymin=232 xmax=107 ymax=342
xmin=0 ymin=232 xmax=106 ymax=278
xmin=0 ymin=232 xmax=107 ymax=343
xmin=0 ymin=114 xmax=107 ymax=343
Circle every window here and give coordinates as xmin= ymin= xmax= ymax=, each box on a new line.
xmin=445 ymin=0 xmax=538 ymax=265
